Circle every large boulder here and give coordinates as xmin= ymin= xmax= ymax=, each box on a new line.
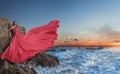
xmin=0 ymin=17 xmax=9 ymax=51
xmin=28 ymin=52 xmax=59 ymax=67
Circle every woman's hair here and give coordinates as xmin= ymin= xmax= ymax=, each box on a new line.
xmin=12 ymin=20 xmax=18 ymax=26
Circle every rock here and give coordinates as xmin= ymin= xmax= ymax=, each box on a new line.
xmin=0 ymin=17 xmax=9 ymax=51
xmin=86 ymin=47 xmax=98 ymax=50
xmin=19 ymin=26 xmax=26 ymax=34
xmin=86 ymin=47 xmax=104 ymax=50
xmin=97 ymin=47 xmax=104 ymax=50
xmin=0 ymin=62 xmax=37 ymax=74
xmin=29 ymin=52 xmax=59 ymax=67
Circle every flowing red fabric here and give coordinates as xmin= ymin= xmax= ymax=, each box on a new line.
xmin=1 ymin=20 xmax=59 ymax=63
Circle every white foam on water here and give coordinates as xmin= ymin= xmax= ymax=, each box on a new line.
xmin=35 ymin=47 xmax=120 ymax=74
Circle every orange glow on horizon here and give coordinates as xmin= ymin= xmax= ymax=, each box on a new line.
xmin=54 ymin=39 xmax=120 ymax=47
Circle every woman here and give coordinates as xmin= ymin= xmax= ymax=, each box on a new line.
xmin=8 ymin=21 xmax=18 ymax=39
xmin=1 ymin=20 xmax=59 ymax=63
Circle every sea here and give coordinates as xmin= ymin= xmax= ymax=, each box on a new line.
xmin=34 ymin=47 xmax=120 ymax=74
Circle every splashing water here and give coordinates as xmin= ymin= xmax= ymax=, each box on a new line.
xmin=35 ymin=47 xmax=120 ymax=74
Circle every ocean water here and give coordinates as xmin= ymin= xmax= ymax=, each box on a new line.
xmin=35 ymin=47 xmax=120 ymax=74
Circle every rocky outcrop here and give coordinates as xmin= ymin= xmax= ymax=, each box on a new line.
xmin=30 ymin=52 xmax=59 ymax=67
xmin=0 ymin=59 xmax=37 ymax=74
xmin=0 ymin=17 xmax=9 ymax=51
xmin=0 ymin=52 xmax=59 ymax=74
xmin=0 ymin=17 xmax=59 ymax=74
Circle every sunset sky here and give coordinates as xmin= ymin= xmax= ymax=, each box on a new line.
xmin=1 ymin=0 xmax=120 ymax=46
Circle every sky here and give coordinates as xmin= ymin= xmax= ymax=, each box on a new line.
xmin=1 ymin=0 xmax=120 ymax=41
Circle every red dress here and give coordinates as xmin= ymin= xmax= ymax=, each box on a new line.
xmin=1 ymin=20 xmax=59 ymax=63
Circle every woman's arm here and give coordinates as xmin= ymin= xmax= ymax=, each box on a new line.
xmin=8 ymin=26 xmax=14 ymax=39
xmin=8 ymin=26 xmax=14 ymax=32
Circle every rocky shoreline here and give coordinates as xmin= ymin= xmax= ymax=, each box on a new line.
xmin=0 ymin=17 xmax=59 ymax=74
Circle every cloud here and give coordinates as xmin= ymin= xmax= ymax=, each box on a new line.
xmin=76 ymin=25 xmax=120 ymax=42
xmin=97 ymin=25 xmax=120 ymax=41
